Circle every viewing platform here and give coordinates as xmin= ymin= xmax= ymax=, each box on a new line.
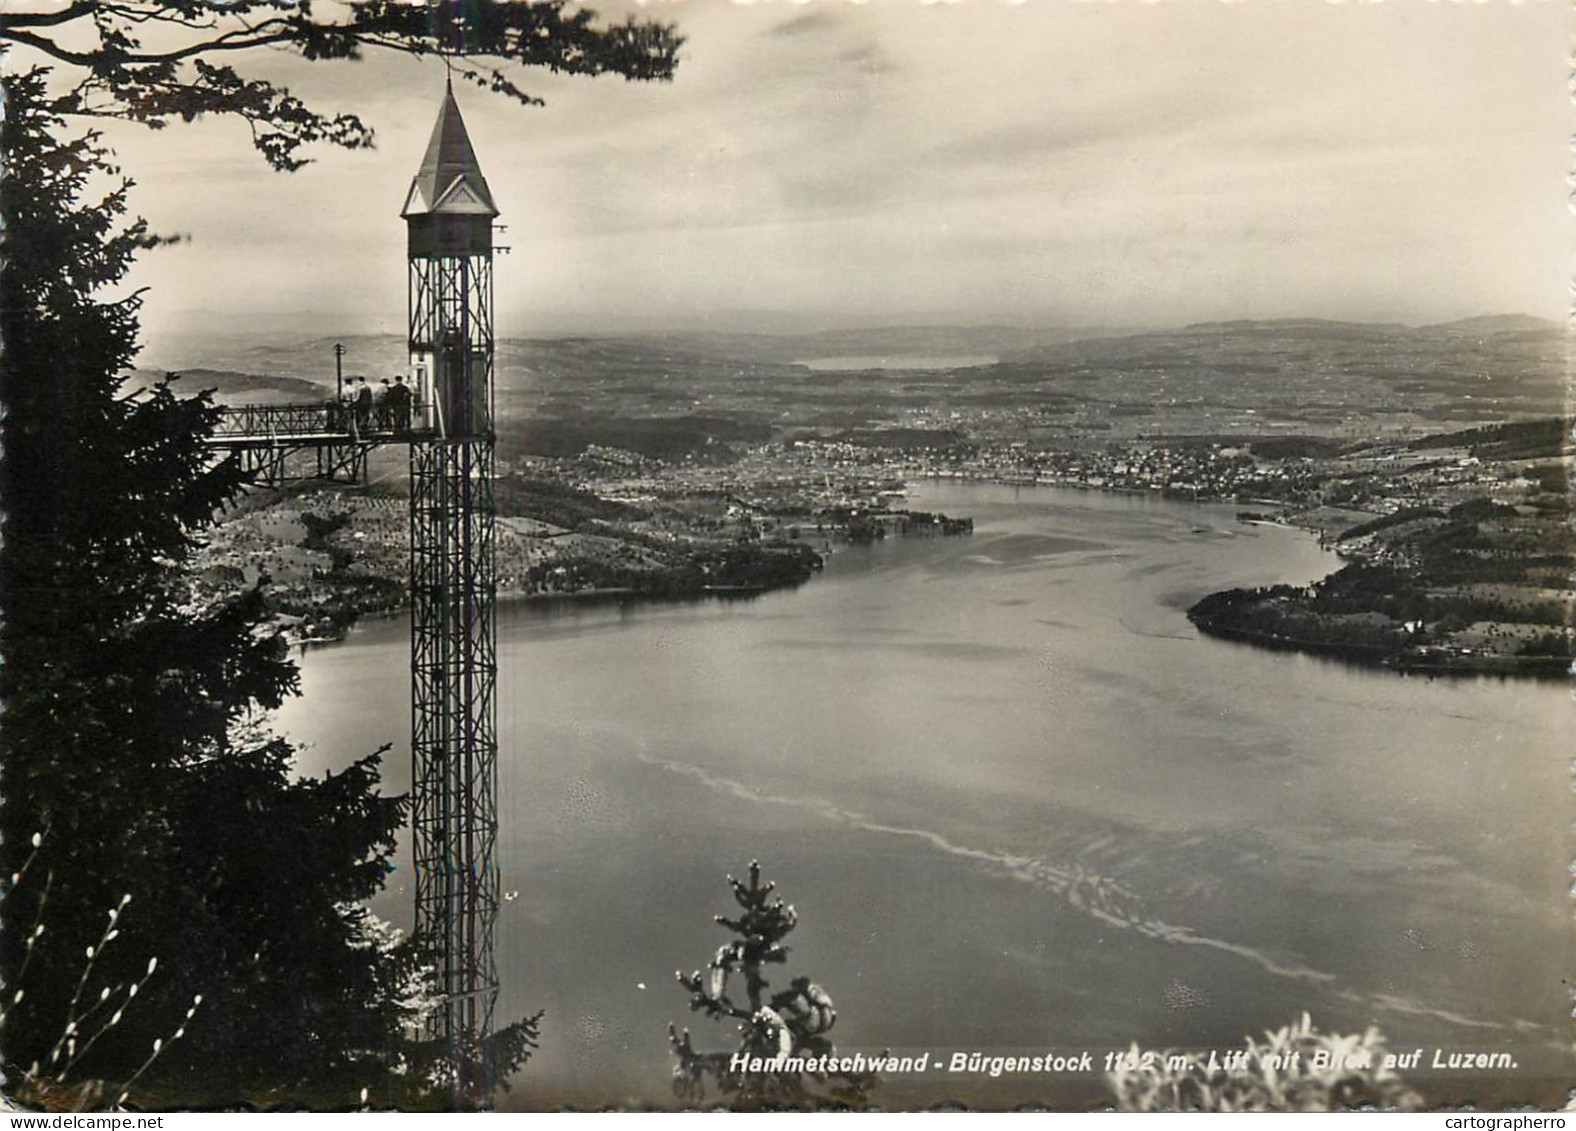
xmin=213 ymin=401 xmax=430 ymax=444
xmin=209 ymin=400 xmax=437 ymax=486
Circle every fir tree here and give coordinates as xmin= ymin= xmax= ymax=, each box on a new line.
xmin=0 ymin=69 xmax=410 ymax=1102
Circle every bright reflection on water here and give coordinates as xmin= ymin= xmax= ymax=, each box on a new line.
xmin=279 ymin=483 xmax=1572 ymax=1109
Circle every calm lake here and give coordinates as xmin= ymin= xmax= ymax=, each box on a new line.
xmin=278 ymin=482 xmax=1572 ymax=1109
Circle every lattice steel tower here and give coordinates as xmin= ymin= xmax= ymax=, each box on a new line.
xmin=402 ymin=81 xmax=500 ymax=1102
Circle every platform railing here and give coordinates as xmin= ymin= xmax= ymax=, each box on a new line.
xmin=213 ymin=401 xmax=423 ymax=440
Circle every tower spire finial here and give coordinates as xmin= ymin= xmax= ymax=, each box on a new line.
xmin=401 ymin=82 xmax=498 ymax=219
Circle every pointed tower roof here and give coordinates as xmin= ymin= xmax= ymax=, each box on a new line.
xmin=402 ymin=81 xmax=499 ymax=219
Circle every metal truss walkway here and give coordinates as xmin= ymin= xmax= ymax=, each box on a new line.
xmin=209 ymin=401 xmax=426 ymax=486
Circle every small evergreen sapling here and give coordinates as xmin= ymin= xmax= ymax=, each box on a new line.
xmin=668 ymin=861 xmax=876 ymax=1109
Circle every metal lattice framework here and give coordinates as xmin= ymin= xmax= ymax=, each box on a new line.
xmin=401 ymin=81 xmax=503 ymax=1103
xmin=213 ymin=402 xmax=340 ymax=437
xmin=213 ymin=435 xmax=373 ymax=486
xmin=208 ymin=404 xmax=379 ymax=485
xmin=409 ymin=433 xmax=498 ymax=1078
xmin=407 ymin=238 xmax=499 ymax=1100
xmin=409 ymin=255 xmax=494 ymax=404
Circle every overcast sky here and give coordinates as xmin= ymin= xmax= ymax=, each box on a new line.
xmin=96 ymin=0 xmax=1572 ymax=342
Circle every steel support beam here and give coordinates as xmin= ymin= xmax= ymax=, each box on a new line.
xmin=409 ymin=434 xmax=498 ymax=1105
xmin=406 ymin=182 xmax=498 ymax=1103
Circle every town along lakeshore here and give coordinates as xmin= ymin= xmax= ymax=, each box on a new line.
xmin=279 ymin=482 xmax=1570 ymax=1109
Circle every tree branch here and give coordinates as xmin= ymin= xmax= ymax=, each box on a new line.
xmin=2 ymin=0 xmax=682 ymax=170
xmin=0 ymin=3 xmax=96 ymax=30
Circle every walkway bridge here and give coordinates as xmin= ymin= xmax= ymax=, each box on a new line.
xmin=209 ymin=401 xmax=433 ymax=486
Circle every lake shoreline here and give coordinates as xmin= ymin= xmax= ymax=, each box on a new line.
xmin=1188 ymin=610 xmax=1572 ymax=680
xmin=278 ymin=480 xmax=1569 ymax=1110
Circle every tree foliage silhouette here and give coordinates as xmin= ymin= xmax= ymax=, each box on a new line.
xmin=0 ymin=0 xmax=681 ymax=171
xmin=0 ymin=0 xmax=680 ymax=1106
xmin=668 ymin=862 xmax=877 ymax=1110
xmin=0 ymin=68 xmax=415 ymax=1101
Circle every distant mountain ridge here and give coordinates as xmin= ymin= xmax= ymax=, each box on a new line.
xmin=1179 ymin=315 xmax=1561 ymax=339
xmin=1421 ymin=313 xmax=1562 ymax=335
xmin=139 ymin=314 xmax=1565 ymax=413
xmin=143 ymin=324 xmax=1127 ymax=378
xmin=1181 ymin=318 xmax=1413 ymax=339
xmin=131 ymin=366 xmax=332 ymax=406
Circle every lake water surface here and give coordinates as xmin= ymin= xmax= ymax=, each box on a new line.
xmin=279 ymin=483 xmax=1572 ymax=1109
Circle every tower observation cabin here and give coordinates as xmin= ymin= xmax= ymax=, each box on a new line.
xmin=402 ymin=81 xmax=498 ymax=441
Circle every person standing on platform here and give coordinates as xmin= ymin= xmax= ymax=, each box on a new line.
xmin=388 ymin=375 xmax=413 ymax=432
xmin=341 ymin=381 xmax=359 ymax=439
xmin=376 ymin=378 xmax=394 ymax=430
xmin=355 ymin=377 xmax=374 ymax=434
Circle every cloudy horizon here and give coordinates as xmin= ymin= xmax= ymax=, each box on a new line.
xmin=76 ymin=0 xmax=1571 ymax=346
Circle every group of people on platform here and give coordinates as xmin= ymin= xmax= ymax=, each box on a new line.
xmin=333 ymin=375 xmax=413 ymax=436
